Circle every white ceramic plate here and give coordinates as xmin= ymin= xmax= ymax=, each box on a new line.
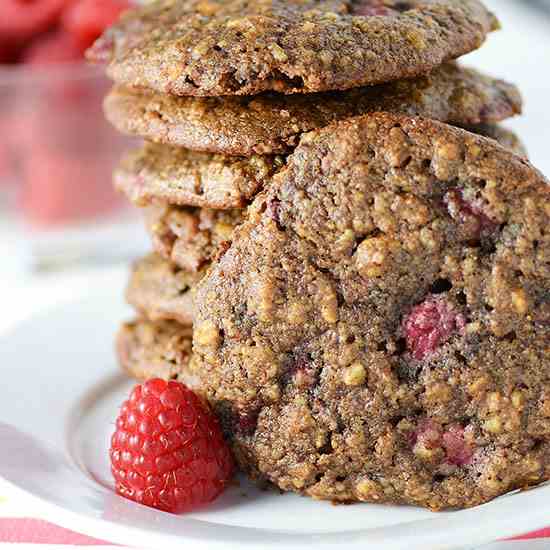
xmin=1 ymin=273 xmax=550 ymax=550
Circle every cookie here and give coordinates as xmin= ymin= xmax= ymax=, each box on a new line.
xmin=114 ymin=144 xmax=284 ymax=209
xmin=88 ymin=0 xmax=498 ymax=97
xmin=193 ymin=113 xmax=550 ymax=510
xmin=104 ymin=63 xmax=521 ymax=155
xmin=117 ymin=318 xmax=201 ymax=388
xmin=126 ymin=253 xmax=201 ymax=325
xmin=145 ymin=204 xmax=244 ymax=272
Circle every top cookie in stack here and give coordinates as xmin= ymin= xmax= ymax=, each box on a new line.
xmin=89 ymin=0 xmax=550 ymax=511
xmin=91 ymin=0 xmax=498 ymax=96
xmin=88 ymin=0 xmax=523 ymax=331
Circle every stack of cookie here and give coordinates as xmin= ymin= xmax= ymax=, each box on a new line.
xmin=90 ymin=0 xmax=550 ymax=510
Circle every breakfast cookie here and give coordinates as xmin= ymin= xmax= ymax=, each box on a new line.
xmin=126 ymin=253 xmax=201 ymax=325
xmin=88 ymin=0 xmax=498 ymax=96
xmin=104 ymin=64 xmax=521 ymax=155
xmin=145 ymin=204 xmax=244 ymax=272
xmin=193 ymin=114 xmax=550 ymax=510
xmin=114 ymin=144 xmax=284 ymax=209
xmin=117 ymin=318 xmax=200 ymax=388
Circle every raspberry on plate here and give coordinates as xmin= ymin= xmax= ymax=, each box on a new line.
xmin=110 ymin=379 xmax=234 ymax=514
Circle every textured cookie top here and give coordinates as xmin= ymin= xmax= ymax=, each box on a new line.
xmin=115 ymin=144 xmax=284 ymax=209
xmin=89 ymin=0 xmax=498 ymax=96
xmin=193 ymin=114 xmax=549 ymax=509
xmin=105 ymin=63 xmax=521 ymax=155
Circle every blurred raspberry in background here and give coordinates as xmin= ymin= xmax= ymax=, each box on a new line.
xmin=1 ymin=0 xmax=129 ymax=64
xmin=0 ymin=0 xmax=132 ymax=227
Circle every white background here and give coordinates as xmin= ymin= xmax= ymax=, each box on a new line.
xmin=465 ymin=0 xmax=550 ymax=177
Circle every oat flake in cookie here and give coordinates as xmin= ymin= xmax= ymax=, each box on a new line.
xmin=193 ymin=114 xmax=550 ymax=510
xmin=88 ymin=0 xmax=498 ymax=97
xmin=104 ymin=63 xmax=521 ymax=155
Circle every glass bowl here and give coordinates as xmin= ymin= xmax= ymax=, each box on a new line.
xmin=0 ymin=62 xmax=146 ymax=272
xmin=0 ymin=62 xmax=133 ymax=225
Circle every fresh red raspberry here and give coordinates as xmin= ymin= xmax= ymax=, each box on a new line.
xmin=110 ymin=379 xmax=234 ymax=514
xmin=403 ymin=295 xmax=466 ymax=360
xmin=62 ymin=0 xmax=131 ymax=51
xmin=444 ymin=189 xmax=498 ymax=241
xmin=0 ymin=0 xmax=69 ymax=42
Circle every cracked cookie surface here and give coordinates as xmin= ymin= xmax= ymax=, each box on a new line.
xmin=88 ymin=0 xmax=498 ymax=97
xmin=134 ymin=120 xmax=528 ymax=307
xmin=140 ymin=121 xmax=527 ymax=271
xmin=104 ymin=63 xmax=520 ymax=155
xmin=193 ymin=113 xmax=550 ymax=510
